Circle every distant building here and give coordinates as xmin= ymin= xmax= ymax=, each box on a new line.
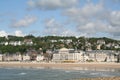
xmin=36 ymin=55 xmax=44 ymax=62
xmin=97 ymin=44 xmax=101 ymax=50
xmin=52 ymin=48 xmax=88 ymax=62
xmin=97 ymin=40 xmax=105 ymax=45
xmin=24 ymin=39 xmax=33 ymax=45
xmin=86 ymin=50 xmax=116 ymax=62
xmin=50 ymin=40 xmax=57 ymax=43
xmin=0 ymin=54 xmax=3 ymax=61
xmin=23 ymin=53 xmax=30 ymax=61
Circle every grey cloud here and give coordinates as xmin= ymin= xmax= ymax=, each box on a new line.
xmin=62 ymin=1 xmax=120 ymax=38
xmin=107 ymin=26 xmax=120 ymax=36
xmin=43 ymin=18 xmax=79 ymax=36
xmin=11 ymin=15 xmax=37 ymax=28
xmin=28 ymin=0 xmax=78 ymax=10
xmin=108 ymin=11 xmax=120 ymax=27
xmin=44 ymin=18 xmax=63 ymax=36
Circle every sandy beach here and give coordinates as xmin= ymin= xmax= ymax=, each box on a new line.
xmin=0 ymin=62 xmax=120 ymax=70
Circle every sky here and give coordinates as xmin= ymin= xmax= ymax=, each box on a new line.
xmin=0 ymin=0 xmax=120 ymax=40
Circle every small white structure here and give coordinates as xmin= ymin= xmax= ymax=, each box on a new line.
xmin=0 ymin=54 xmax=3 ymax=61
xmin=23 ymin=54 xmax=30 ymax=61
xmin=36 ymin=55 xmax=44 ymax=61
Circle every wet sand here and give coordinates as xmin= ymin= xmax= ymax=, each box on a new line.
xmin=72 ymin=77 xmax=120 ymax=80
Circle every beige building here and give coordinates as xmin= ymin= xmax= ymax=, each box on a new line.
xmin=52 ymin=48 xmax=88 ymax=62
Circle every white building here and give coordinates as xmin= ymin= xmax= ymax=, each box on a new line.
xmin=97 ymin=40 xmax=105 ymax=45
xmin=52 ymin=48 xmax=87 ymax=62
xmin=36 ymin=55 xmax=44 ymax=61
xmin=23 ymin=54 xmax=30 ymax=61
xmin=86 ymin=50 xmax=116 ymax=62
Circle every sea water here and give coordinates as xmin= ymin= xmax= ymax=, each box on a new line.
xmin=0 ymin=67 xmax=120 ymax=80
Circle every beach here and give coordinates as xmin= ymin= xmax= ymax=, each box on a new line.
xmin=0 ymin=62 xmax=120 ymax=70
xmin=0 ymin=62 xmax=120 ymax=80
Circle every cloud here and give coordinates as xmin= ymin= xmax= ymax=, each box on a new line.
xmin=62 ymin=1 xmax=120 ymax=38
xmin=11 ymin=15 xmax=37 ymax=28
xmin=63 ymin=2 xmax=104 ymax=21
xmin=27 ymin=0 xmax=78 ymax=10
xmin=0 ymin=30 xmax=8 ymax=37
xmin=26 ymin=0 xmax=120 ymax=39
xmin=63 ymin=2 xmax=106 ymax=33
xmin=0 ymin=30 xmax=25 ymax=37
xmin=44 ymin=18 xmax=63 ymax=36
xmin=108 ymin=11 xmax=120 ymax=27
xmin=43 ymin=18 xmax=79 ymax=36
xmin=14 ymin=30 xmax=25 ymax=37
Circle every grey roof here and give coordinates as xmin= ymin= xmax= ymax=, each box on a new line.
xmin=85 ymin=50 xmax=115 ymax=55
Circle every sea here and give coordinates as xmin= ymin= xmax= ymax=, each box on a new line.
xmin=0 ymin=67 xmax=120 ymax=80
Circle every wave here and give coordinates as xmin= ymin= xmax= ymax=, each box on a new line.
xmin=18 ymin=72 xmax=27 ymax=75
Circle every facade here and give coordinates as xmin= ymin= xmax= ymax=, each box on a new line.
xmin=0 ymin=54 xmax=3 ymax=61
xmin=24 ymin=39 xmax=33 ymax=45
xmin=2 ymin=53 xmax=22 ymax=61
xmin=52 ymin=48 xmax=87 ymax=62
xmin=23 ymin=54 xmax=30 ymax=61
xmin=86 ymin=50 xmax=116 ymax=62
xmin=36 ymin=55 xmax=44 ymax=61
xmin=97 ymin=40 xmax=105 ymax=45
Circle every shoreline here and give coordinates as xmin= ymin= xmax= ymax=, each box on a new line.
xmin=72 ymin=77 xmax=120 ymax=80
xmin=0 ymin=62 xmax=120 ymax=80
xmin=0 ymin=62 xmax=120 ymax=70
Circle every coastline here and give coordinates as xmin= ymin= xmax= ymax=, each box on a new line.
xmin=0 ymin=62 xmax=120 ymax=70
xmin=0 ymin=62 xmax=120 ymax=80
xmin=72 ymin=77 xmax=120 ymax=80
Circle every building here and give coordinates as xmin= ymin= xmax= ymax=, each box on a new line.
xmin=24 ymin=39 xmax=33 ymax=45
xmin=36 ymin=54 xmax=44 ymax=62
xmin=0 ymin=54 xmax=3 ymax=61
xmin=97 ymin=40 xmax=105 ymax=45
xmin=86 ymin=50 xmax=116 ymax=62
xmin=97 ymin=44 xmax=101 ymax=50
xmin=23 ymin=54 xmax=30 ymax=61
xmin=52 ymin=48 xmax=88 ymax=62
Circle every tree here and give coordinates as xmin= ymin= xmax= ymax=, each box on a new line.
xmin=19 ymin=46 xmax=27 ymax=61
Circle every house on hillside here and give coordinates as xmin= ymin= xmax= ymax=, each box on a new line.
xmin=97 ymin=40 xmax=105 ymax=45
xmin=50 ymin=40 xmax=57 ymax=43
xmin=24 ymin=39 xmax=33 ymax=45
xmin=9 ymin=41 xmax=22 ymax=46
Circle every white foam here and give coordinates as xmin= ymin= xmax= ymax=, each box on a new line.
xmin=90 ymin=72 xmax=99 ymax=75
xmin=65 ymin=70 xmax=71 ymax=73
xmin=19 ymin=72 xmax=27 ymax=75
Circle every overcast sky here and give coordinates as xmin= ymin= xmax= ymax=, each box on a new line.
xmin=0 ymin=0 xmax=120 ymax=40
